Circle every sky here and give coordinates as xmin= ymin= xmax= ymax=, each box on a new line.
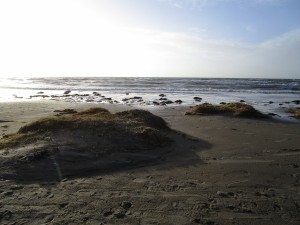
xmin=0 ymin=0 xmax=299 ymax=78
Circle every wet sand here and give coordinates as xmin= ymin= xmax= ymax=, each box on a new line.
xmin=0 ymin=101 xmax=300 ymax=225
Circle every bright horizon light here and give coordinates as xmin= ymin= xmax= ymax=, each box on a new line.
xmin=0 ymin=0 xmax=299 ymax=79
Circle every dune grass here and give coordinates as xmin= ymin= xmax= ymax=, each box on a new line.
xmin=76 ymin=107 xmax=110 ymax=116
xmin=290 ymin=108 xmax=300 ymax=119
xmin=116 ymin=109 xmax=169 ymax=130
xmin=0 ymin=107 xmax=171 ymax=150
xmin=188 ymin=102 xmax=268 ymax=118
xmin=295 ymin=109 xmax=300 ymax=118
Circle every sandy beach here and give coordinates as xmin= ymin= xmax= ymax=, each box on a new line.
xmin=0 ymin=100 xmax=300 ymax=225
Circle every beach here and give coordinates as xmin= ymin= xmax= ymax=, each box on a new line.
xmin=0 ymin=100 xmax=300 ymax=225
xmin=1 ymin=0 xmax=300 ymax=223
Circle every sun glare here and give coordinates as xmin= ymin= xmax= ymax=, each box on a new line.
xmin=0 ymin=0 xmax=166 ymax=77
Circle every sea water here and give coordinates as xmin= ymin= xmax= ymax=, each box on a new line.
xmin=0 ymin=77 xmax=299 ymax=121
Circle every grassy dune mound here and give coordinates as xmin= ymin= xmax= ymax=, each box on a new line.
xmin=0 ymin=107 xmax=174 ymax=181
xmin=294 ymin=109 xmax=300 ymax=118
xmin=1 ymin=107 xmax=169 ymax=149
xmin=289 ymin=108 xmax=300 ymax=119
xmin=187 ymin=103 xmax=268 ymax=118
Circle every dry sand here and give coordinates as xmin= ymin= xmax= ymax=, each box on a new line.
xmin=0 ymin=101 xmax=300 ymax=225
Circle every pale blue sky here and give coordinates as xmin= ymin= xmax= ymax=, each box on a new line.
xmin=116 ymin=0 xmax=300 ymax=42
xmin=0 ymin=0 xmax=299 ymax=78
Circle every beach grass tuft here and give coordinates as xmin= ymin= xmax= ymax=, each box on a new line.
xmin=0 ymin=107 xmax=171 ymax=150
xmin=290 ymin=108 xmax=300 ymax=119
xmin=188 ymin=102 xmax=268 ymax=118
xmin=295 ymin=109 xmax=300 ymax=118
xmin=76 ymin=107 xmax=110 ymax=115
xmin=116 ymin=109 xmax=169 ymax=130
xmin=18 ymin=117 xmax=76 ymax=133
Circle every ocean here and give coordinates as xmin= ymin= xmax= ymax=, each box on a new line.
xmin=0 ymin=77 xmax=299 ymax=121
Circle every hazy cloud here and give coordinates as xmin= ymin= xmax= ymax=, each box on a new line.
xmin=0 ymin=0 xmax=298 ymax=78
xmin=124 ymin=28 xmax=300 ymax=77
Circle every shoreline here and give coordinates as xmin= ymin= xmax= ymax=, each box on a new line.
xmin=1 ymin=81 xmax=300 ymax=123
xmin=0 ymin=101 xmax=300 ymax=224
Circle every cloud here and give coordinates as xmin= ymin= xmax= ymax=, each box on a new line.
xmin=0 ymin=0 xmax=298 ymax=78
xmin=1 ymin=14 xmax=299 ymax=78
xmin=120 ymin=28 xmax=300 ymax=77
xmin=251 ymin=29 xmax=300 ymax=76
